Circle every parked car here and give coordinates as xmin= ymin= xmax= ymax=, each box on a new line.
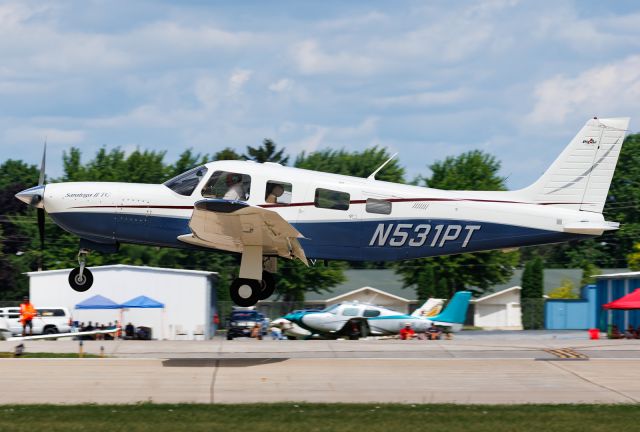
xmin=0 ymin=307 xmax=72 ymax=336
xmin=226 ymin=310 xmax=269 ymax=340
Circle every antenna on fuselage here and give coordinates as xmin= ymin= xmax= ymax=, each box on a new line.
xmin=367 ymin=152 xmax=398 ymax=181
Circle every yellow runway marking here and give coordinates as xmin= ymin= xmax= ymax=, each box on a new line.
xmin=544 ymin=348 xmax=589 ymax=359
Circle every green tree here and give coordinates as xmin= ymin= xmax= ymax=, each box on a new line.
xmin=414 ymin=265 xmax=436 ymax=301
xmin=0 ymin=160 xmax=40 ymax=299
xmin=243 ymin=139 xmax=289 ymax=164
xmin=422 ymin=150 xmax=506 ymax=190
xmin=396 ymin=150 xmax=517 ymax=298
xmin=295 ymin=146 xmax=405 ymax=183
xmin=521 ymin=257 xmax=544 ymax=329
xmin=580 ymin=262 xmax=600 ymax=286
xmin=276 ymin=260 xmax=346 ymax=307
xmin=213 ymin=148 xmax=240 ymax=161
xmin=547 ymin=279 xmax=578 ymax=299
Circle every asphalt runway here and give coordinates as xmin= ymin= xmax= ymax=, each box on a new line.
xmin=1 ymin=334 xmax=639 ymax=404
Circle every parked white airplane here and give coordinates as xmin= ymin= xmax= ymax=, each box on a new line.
xmin=15 ymin=117 xmax=629 ymax=306
xmin=274 ymin=296 xmax=457 ymax=339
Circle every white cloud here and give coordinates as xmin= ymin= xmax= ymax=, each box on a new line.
xmin=292 ymin=39 xmax=377 ymax=75
xmin=268 ymin=78 xmax=293 ymax=93
xmin=374 ymin=88 xmax=469 ymax=108
xmin=228 ymin=69 xmax=252 ymax=94
xmin=317 ymin=11 xmax=386 ymax=30
xmin=4 ymin=126 xmax=85 ymax=145
xmin=194 ymin=76 xmax=219 ymax=109
xmin=527 ymin=55 xmax=640 ymax=124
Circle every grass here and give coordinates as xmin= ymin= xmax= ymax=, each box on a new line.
xmin=0 ymin=352 xmax=102 ymax=358
xmin=0 ymin=404 xmax=637 ymax=432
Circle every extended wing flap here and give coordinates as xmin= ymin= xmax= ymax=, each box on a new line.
xmin=178 ymin=199 xmax=307 ymax=263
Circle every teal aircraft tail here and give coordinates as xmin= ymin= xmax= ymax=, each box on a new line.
xmin=429 ymin=291 xmax=471 ymax=324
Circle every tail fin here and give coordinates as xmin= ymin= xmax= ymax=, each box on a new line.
xmin=411 ymin=298 xmax=444 ymax=318
xmin=518 ymin=117 xmax=629 ymax=213
xmin=430 ymin=291 xmax=471 ymax=324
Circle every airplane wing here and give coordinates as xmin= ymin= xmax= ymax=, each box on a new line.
xmin=178 ymin=199 xmax=308 ymax=264
xmin=8 ymin=329 xmax=117 ymax=341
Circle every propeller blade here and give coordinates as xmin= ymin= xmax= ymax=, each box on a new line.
xmin=38 ymin=140 xmax=46 ymax=186
xmin=37 ymin=207 xmax=45 ymax=270
xmin=37 ymin=208 xmax=45 ymax=249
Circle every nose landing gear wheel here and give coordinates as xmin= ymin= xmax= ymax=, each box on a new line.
xmin=230 ymin=278 xmax=262 ymax=307
xmin=69 ymin=267 xmax=93 ymax=292
xmin=259 ymin=271 xmax=276 ymax=300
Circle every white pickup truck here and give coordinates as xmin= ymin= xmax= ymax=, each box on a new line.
xmin=0 ymin=307 xmax=72 ymax=336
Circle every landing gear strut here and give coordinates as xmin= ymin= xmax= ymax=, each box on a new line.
xmin=229 ymin=248 xmax=277 ymax=307
xmin=69 ymin=249 xmax=93 ymax=292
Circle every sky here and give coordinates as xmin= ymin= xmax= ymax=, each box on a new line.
xmin=1 ymin=0 xmax=639 ymax=188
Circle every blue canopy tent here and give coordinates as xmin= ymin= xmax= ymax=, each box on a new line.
xmin=120 ymin=295 xmax=165 ymax=339
xmin=121 ymin=295 xmax=164 ymax=309
xmin=74 ymin=295 xmax=122 ymax=334
xmin=75 ymin=295 xmax=121 ymax=310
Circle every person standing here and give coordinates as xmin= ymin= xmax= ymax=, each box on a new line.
xmin=19 ymin=296 xmax=37 ymax=337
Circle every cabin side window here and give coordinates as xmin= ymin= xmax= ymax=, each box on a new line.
xmin=265 ymin=181 xmax=292 ymax=205
xmin=341 ymin=307 xmax=360 ymax=317
xmin=163 ymin=166 xmax=208 ymax=196
xmin=314 ymin=188 xmax=350 ymax=210
xmin=363 ymin=309 xmax=381 ymax=318
xmin=365 ymin=198 xmax=392 ymax=215
xmin=202 ymin=171 xmax=251 ymax=201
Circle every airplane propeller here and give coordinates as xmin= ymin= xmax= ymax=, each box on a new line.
xmin=15 ymin=142 xmax=47 ymax=269
xmin=36 ymin=142 xmax=46 ymax=259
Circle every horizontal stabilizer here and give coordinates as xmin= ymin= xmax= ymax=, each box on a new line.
xmin=563 ymin=221 xmax=619 ymax=235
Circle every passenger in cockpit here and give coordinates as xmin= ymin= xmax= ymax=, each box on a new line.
xmin=265 ymin=183 xmax=285 ymax=204
xmin=223 ymin=173 xmax=245 ymax=200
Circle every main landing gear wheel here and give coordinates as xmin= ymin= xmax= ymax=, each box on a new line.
xmin=230 ymin=278 xmax=262 ymax=307
xmin=259 ymin=271 xmax=276 ymax=300
xmin=69 ymin=267 xmax=93 ymax=292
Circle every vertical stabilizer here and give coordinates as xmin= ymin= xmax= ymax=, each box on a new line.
xmin=519 ymin=117 xmax=629 ymax=213
xmin=411 ymin=298 xmax=444 ymax=318
xmin=429 ymin=291 xmax=471 ymax=324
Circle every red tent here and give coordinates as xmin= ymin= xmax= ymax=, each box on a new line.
xmin=603 ymin=288 xmax=640 ymax=309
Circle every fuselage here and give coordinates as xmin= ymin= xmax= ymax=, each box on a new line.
xmin=39 ymin=160 xmax=601 ymax=261
xmin=284 ymin=303 xmax=434 ymax=336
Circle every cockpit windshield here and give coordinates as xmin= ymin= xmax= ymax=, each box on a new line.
xmin=163 ymin=166 xmax=208 ymax=196
xmin=322 ymin=304 xmax=340 ymax=315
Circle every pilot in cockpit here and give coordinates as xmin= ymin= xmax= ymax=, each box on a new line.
xmin=223 ymin=173 xmax=246 ymax=200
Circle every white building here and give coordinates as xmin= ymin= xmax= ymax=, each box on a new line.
xmin=472 ymin=286 xmax=523 ymax=330
xmin=28 ymin=264 xmax=218 ymax=340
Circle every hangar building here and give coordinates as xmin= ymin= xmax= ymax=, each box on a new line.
xmin=28 ymin=264 xmax=218 ymax=340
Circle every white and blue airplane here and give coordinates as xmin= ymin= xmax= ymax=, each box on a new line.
xmin=275 ymin=292 xmax=470 ymax=339
xmin=15 ymin=117 xmax=629 ymax=307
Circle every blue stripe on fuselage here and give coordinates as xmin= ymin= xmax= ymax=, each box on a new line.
xmin=49 ymin=211 xmax=587 ymax=260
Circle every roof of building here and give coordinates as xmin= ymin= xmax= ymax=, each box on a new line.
xmin=595 ymin=270 xmax=640 ymax=279
xmin=304 ymin=267 xmax=629 ymax=302
xmin=472 ymin=286 xmax=521 ymax=303
xmin=325 ymin=286 xmax=412 ymax=303
xmin=304 ymin=269 xmax=416 ymax=302
xmin=27 ymin=264 xmax=217 ymax=277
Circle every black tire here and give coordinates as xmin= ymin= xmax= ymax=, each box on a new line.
xmin=69 ymin=267 xmax=93 ymax=292
xmin=43 ymin=326 xmax=58 ymax=335
xmin=258 ymin=271 xmax=276 ymax=300
xmin=229 ymin=278 xmax=261 ymax=307
xmin=226 ymin=334 xmax=233 ymax=340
